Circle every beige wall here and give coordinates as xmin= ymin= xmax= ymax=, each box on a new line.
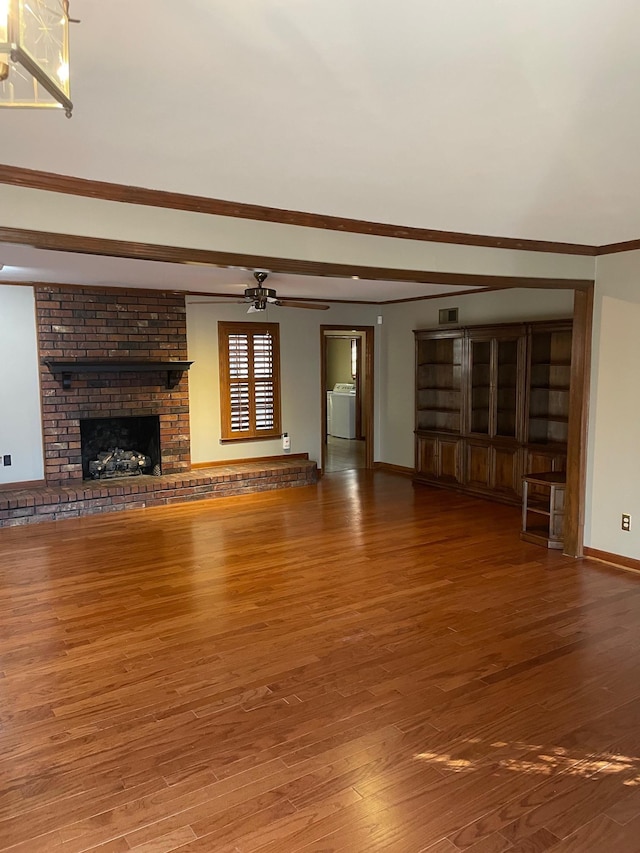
xmin=326 ymin=338 xmax=353 ymax=389
xmin=586 ymin=251 xmax=640 ymax=558
xmin=186 ymin=299 xmax=378 ymax=465
xmin=0 ymin=285 xmax=44 ymax=484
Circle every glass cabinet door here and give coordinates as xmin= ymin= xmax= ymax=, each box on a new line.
xmin=495 ymin=339 xmax=518 ymax=437
xmin=470 ymin=340 xmax=491 ymax=434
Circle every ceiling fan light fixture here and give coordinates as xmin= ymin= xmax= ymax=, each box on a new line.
xmin=0 ymin=0 xmax=73 ymax=117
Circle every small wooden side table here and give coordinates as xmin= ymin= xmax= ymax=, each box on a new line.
xmin=521 ymin=471 xmax=566 ymax=550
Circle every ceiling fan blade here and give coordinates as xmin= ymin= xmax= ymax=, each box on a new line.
xmin=187 ymin=298 xmax=247 ymax=304
xmin=275 ymin=300 xmax=330 ymax=310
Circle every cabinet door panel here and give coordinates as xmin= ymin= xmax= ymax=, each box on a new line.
xmin=467 ymin=442 xmax=491 ymax=490
xmin=439 ymin=438 xmax=462 ymax=483
xmin=469 ymin=340 xmax=491 ymax=435
xmin=494 ymin=446 xmax=522 ymax=498
xmin=416 ymin=436 xmax=438 ymax=478
xmin=525 ymin=449 xmax=566 ymax=475
xmin=495 ymin=338 xmax=521 ymax=438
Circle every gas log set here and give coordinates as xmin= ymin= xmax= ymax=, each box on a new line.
xmin=88 ymin=448 xmax=151 ymax=479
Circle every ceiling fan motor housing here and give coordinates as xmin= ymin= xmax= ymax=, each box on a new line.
xmin=245 ymin=287 xmax=277 ymax=301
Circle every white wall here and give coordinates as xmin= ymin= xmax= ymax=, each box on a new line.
xmin=585 ymin=251 xmax=640 ymax=559
xmin=0 ymin=285 xmax=44 ymax=484
xmin=378 ymin=288 xmax=575 ymax=469
xmin=186 ymin=299 xmax=378 ymax=465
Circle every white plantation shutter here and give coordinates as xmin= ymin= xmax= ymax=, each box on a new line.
xmin=255 ymin=381 xmax=275 ymax=431
xmin=227 ymin=333 xmax=251 ymax=432
xmin=253 ymin=333 xmax=273 ymax=378
xmin=252 ymin=331 xmax=275 ymax=432
xmin=218 ymin=322 xmax=281 ymax=440
xmin=230 ymin=382 xmax=251 ymax=432
xmin=228 ymin=334 xmax=249 ymax=379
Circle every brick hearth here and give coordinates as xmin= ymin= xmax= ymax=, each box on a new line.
xmin=0 ymin=460 xmax=318 ymax=527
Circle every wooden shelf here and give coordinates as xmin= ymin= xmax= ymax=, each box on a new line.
xmin=531 ymin=385 xmax=571 ymax=392
xmin=521 ymin=528 xmax=560 ymax=548
xmin=419 ymin=386 xmax=460 ymax=391
xmin=44 ymin=359 xmax=193 ymax=390
xmin=524 ymin=492 xmax=552 ymax=515
xmin=529 ymin=415 xmax=569 ymax=424
xmin=521 ymin=471 xmax=566 ymax=549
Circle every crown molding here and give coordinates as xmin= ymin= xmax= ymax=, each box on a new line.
xmin=595 ymin=239 xmax=640 ymax=255
xmin=0 ymin=164 xmax=599 ymax=257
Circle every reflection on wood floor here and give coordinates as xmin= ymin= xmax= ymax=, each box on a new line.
xmin=325 ymin=435 xmax=366 ymax=472
xmin=1 ymin=471 xmax=640 ymax=852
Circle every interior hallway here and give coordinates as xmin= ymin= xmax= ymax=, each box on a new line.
xmin=324 ymin=435 xmax=367 ymax=473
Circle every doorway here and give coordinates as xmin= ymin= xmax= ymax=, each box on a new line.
xmin=321 ymin=325 xmax=374 ymax=474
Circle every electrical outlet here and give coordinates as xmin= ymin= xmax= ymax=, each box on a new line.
xmin=2 ymin=454 xmax=11 ymax=466
xmin=622 ymin=513 xmax=631 ymax=532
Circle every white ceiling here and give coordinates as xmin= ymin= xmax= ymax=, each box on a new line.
xmin=1 ymin=1 xmax=637 ymax=297
xmin=0 ymin=243 xmax=484 ymax=302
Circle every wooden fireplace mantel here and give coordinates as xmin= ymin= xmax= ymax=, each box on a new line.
xmin=43 ymin=359 xmax=193 ymax=390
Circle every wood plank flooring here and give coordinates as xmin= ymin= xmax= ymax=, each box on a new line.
xmin=1 ymin=470 xmax=640 ymax=852
xmin=324 ymin=437 xmax=366 ymax=473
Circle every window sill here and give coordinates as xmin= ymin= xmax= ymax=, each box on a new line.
xmin=219 ymin=434 xmax=282 ymax=444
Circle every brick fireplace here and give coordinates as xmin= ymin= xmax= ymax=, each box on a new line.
xmin=0 ymin=284 xmax=318 ymax=527
xmin=36 ymin=285 xmax=191 ymax=485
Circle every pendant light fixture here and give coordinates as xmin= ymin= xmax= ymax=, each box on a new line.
xmin=0 ymin=0 xmax=73 ymax=117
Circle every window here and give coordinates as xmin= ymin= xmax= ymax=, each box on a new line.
xmin=218 ymin=321 xmax=282 ymax=441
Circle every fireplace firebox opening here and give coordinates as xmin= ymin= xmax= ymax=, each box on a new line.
xmin=80 ymin=416 xmax=161 ymax=481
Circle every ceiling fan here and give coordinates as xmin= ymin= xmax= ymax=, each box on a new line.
xmin=191 ymin=272 xmax=330 ymax=312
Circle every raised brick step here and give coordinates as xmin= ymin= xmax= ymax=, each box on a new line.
xmin=0 ymin=459 xmax=318 ymax=527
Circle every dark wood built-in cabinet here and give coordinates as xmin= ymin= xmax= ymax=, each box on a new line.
xmin=415 ymin=332 xmax=464 ymax=485
xmin=414 ymin=320 xmax=572 ymax=505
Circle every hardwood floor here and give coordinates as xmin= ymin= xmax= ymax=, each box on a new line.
xmin=1 ymin=471 xmax=640 ymax=852
xmin=324 ymin=436 xmax=366 ymax=473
